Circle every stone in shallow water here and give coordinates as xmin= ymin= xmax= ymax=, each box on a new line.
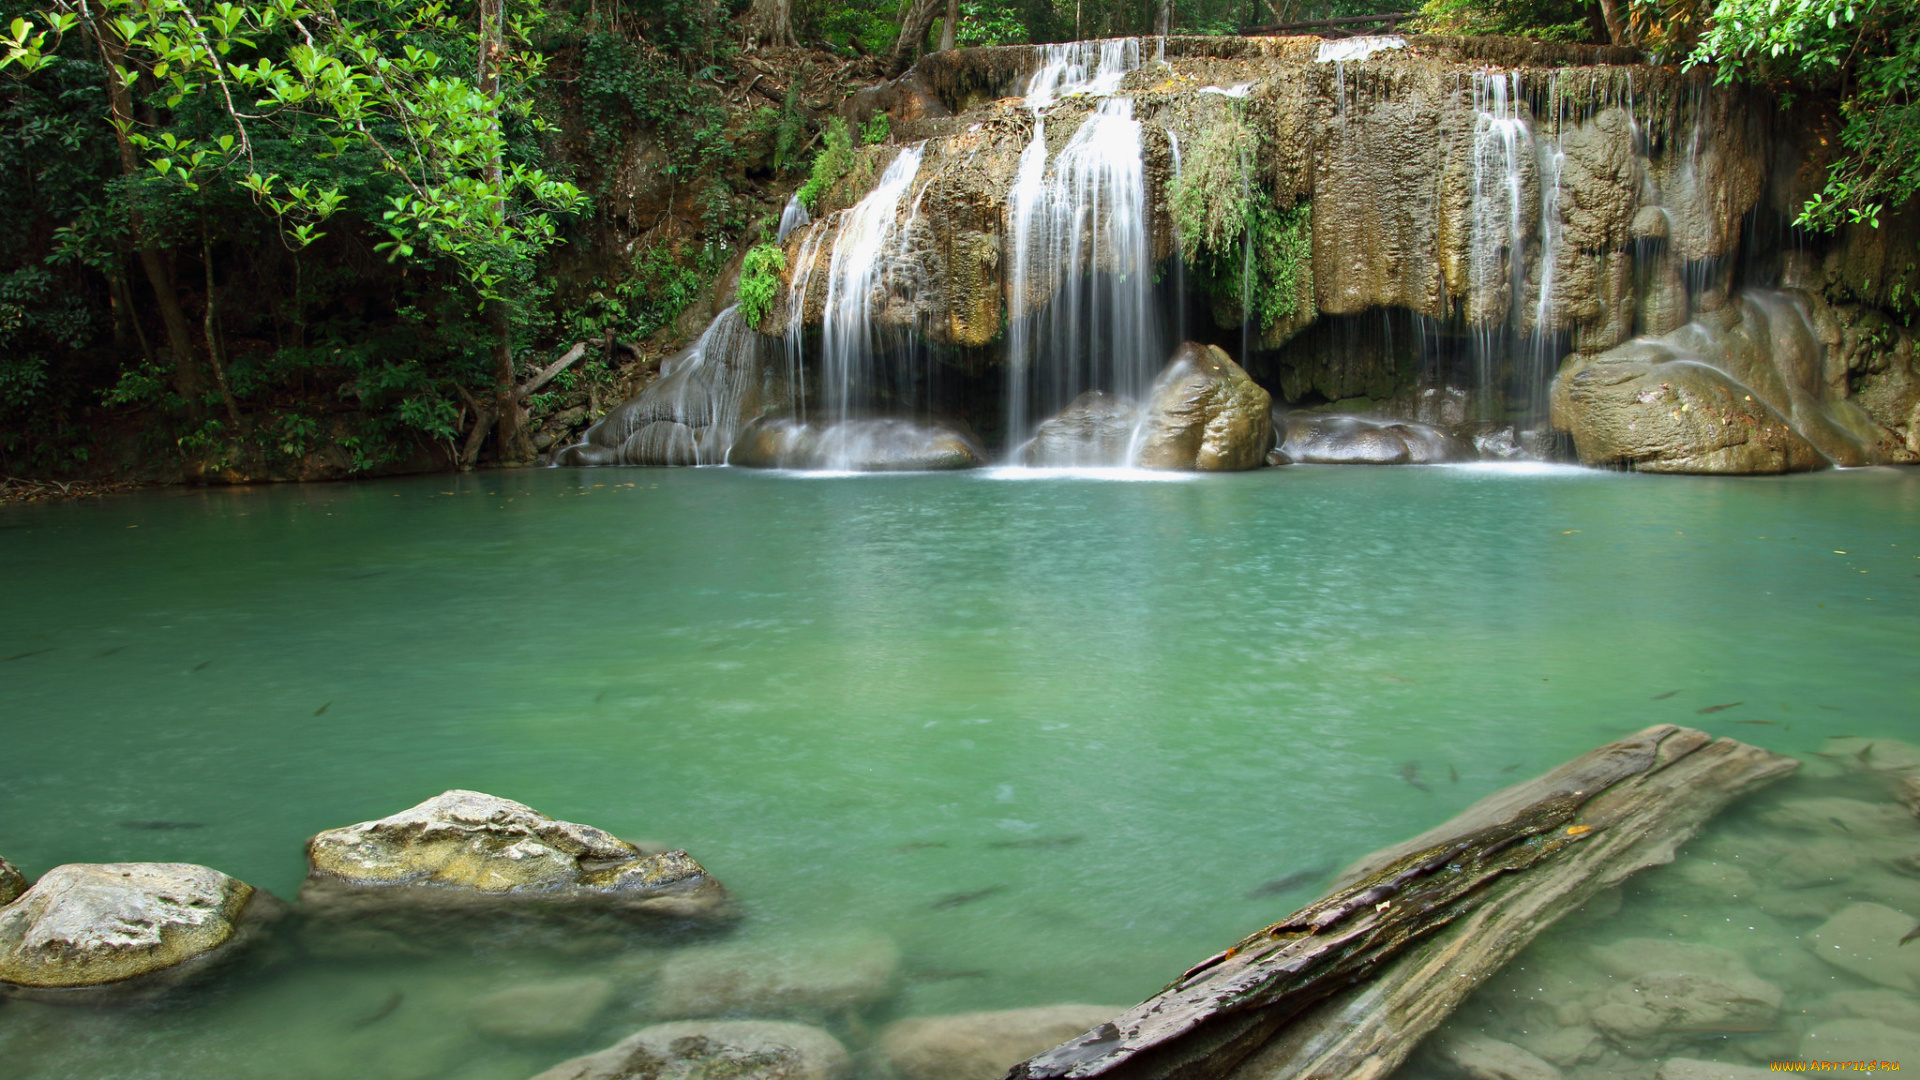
xmin=300 ymin=790 xmax=733 ymax=925
xmin=1021 ymin=391 xmax=1141 ymax=467
xmin=1760 ymin=796 xmax=1917 ymax=838
xmin=1808 ymin=902 xmax=1920 ymax=991
xmin=1276 ymin=412 xmax=1471 ymax=465
xmin=1134 ymin=343 xmax=1273 ymax=472
xmin=527 ymin=1019 xmax=848 ymax=1080
xmin=647 ymin=934 xmax=899 ymax=1019
xmin=0 ymin=855 xmax=24 ymax=905
xmin=876 ymin=1004 xmax=1125 ymax=1080
xmin=1586 ymin=938 xmax=1782 ymax=1041
xmin=1800 ymin=1018 xmax=1920 ymax=1068
xmin=1436 ymin=1032 xmax=1564 ymax=1080
xmin=1811 ymin=989 xmax=1920 ymax=1028
xmin=0 ymin=862 xmax=282 ymax=1000
xmin=469 ymin=976 xmax=616 ymax=1042
xmin=1655 ymin=1058 xmax=1777 ymax=1080
xmin=728 ymin=417 xmax=985 ymax=471
xmin=1550 ymin=353 xmax=1826 ymax=474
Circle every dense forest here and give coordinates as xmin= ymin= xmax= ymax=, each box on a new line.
xmin=0 ymin=0 xmax=1910 ymax=484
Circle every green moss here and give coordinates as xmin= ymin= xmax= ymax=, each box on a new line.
xmin=737 ymin=242 xmax=787 ymax=331
xmin=797 ymin=118 xmax=855 ymax=213
xmin=1168 ymin=111 xmax=1312 ymax=338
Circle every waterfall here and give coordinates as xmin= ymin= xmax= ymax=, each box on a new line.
xmin=1003 ymin=38 xmax=1155 ymax=457
xmin=777 ymin=193 xmax=811 ymax=243
xmin=1466 ymin=71 xmax=1565 ymax=422
xmin=819 ymin=144 xmax=928 ymax=430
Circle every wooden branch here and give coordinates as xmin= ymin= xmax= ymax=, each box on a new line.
xmin=517 ymin=341 xmax=587 ymax=403
xmin=1237 ymin=11 xmax=1410 ymax=34
xmin=1005 ymin=726 xmax=1799 ymax=1080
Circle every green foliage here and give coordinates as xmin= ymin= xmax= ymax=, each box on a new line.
xmin=1168 ymin=113 xmax=1311 ymax=333
xmin=773 ymin=81 xmax=807 ymax=173
xmin=737 ymin=241 xmax=787 ymax=329
xmin=956 ymin=0 xmax=1029 ymax=44
xmin=563 ymin=244 xmax=724 ymax=345
xmin=1412 ymin=0 xmax=1595 ymax=41
xmin=1170 ymin=113 xmax=1255 ymax=263
xmin=798 ymin=116 xmax=854 ymax=212
xmin=861 ymin=110 xmax=890 ymax=145
xmin=1692 ymin=0 xmax=1919 ymax=233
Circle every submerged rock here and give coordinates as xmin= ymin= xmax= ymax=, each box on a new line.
xmin=1808 ymin=902 xmax=1920 ymax=991
xmin=1134 ymin=343 xmax=1273 ymax=471
xmin=300 ymin=790 xmax=732 ymax=925
xmin=0 ymin=856 xmax=24 ymax=906
xmin=1277 ymin=412 xmax=1472 ymax=465
xmin=1435 ymin=1032 xmax=1563 ymax=1080
xmin=1656 ymin=1059 xmax=1778 ymax=1080
xmin=1801 ymin=1019 xmax=1920 ymax=1070
xmin=1586 ymin=938 xmax=1782 ymax=1041
xmin=1020 ymin=391 xmax=1141 ymax=467
xmin=0 ymin=862 xmax=282 ymax=1000
xmin=529 ymin=1019 xmax=848 ymax=1080
xmin=470 ymin=975 xmax=616 ymax=1042
xmin=728 ymin=417 xmax=985 ymax=471
xmin=877 ymin=1005 xmax=1125 ymax=1080
xmin=647 ymin=933 xmax=899 ymax=1020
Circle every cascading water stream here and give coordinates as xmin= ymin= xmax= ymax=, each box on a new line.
xmin=818 ymin=145 xmax=928 ymax=432
xmin=1003 ymin=38 xmax=1157 ymax=460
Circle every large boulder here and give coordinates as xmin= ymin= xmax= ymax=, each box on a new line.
xmin=1551 ymin=353 xmax=1826 ymax=473
xmin=0 ymin=855 xmax=24 ymax=906
xmin=529 ymin=1019 xmax=849 ymax=1080
xmin=728 ymin=417 xmax=985 ymax=471
xmin=877 ymin=1004 xmax=1126 ymax=1080
xmin=300 ymin=790 xmax=732 ymax=925
xmin=0 ymin=862 xmax=282 ymax=1000
xmin=1020 ymin=391 xmax=1141 ymax=467
xmin=647 ymin=934 xmax=899 ymax=1020
xmin=1277 ymin=412 xmax=1472 ymax=464
xmin=1134 ymin=343 xmax=1273 ymax=471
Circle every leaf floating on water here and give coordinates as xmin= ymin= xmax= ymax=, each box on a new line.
xmin=932 ymin=885 xmax=1006 ymax=910
xmin=1565 ymin=825 xmax=1593 ymax=836
xmin=1696 ymin=702 xmax=1743 ymax=714
xmin=1651 ymin=690 xmax=1682 ymax=700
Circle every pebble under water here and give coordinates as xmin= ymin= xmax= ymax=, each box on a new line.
xmin=1 ymin=463 xmax=1917 ymax=1079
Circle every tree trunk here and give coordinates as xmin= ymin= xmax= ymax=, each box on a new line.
xmin=200 ymin=214 xmax=244 ymax=431
xmin=1596 ymin=0 xmax=1629 ymax=44
xmin=893 ymin=0 xmax=941 ymax=60
xmin=477 ymin=0 xmax=533 ymax=464
xmin=938 ymin=0 xmax=958 ymax=50
xmin=1155 ymin=0 xmax=1170 ymax=37
xmin=93 ymin=28 xmax=205 ymax=410
xmin=745 ymin=0 xmax=798 ymax=49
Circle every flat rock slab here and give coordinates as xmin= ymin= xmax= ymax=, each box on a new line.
xmin=530 ymin=1019 xmax=849 ymax=1080
xmin=881 ymin=1006 xmax=1130 ymax=1080
xmin=648 ymin=934 xmax=900 ymax=1020
xmin=300 ymin=790 xmax=733 ymax=925
xmin=0 ymin=862 xmax=280 ymax=1000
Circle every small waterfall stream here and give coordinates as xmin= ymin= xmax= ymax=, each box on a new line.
xmin=819 ymin=145 xmax=928 ymax=433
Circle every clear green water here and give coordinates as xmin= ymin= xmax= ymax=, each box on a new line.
xmin=1 ymin=463 xmax=1917 ymax=1078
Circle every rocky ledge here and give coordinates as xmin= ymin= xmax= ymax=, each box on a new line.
xmin=0 ymin=862 xmax=283 ymax=1000
xmin=300 ymin=789 xmax=734 ymax=925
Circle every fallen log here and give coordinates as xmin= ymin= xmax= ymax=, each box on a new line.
xmin=1005 ymin=725 xmax=1798 ymax=1080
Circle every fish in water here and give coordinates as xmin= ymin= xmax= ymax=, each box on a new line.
xmin=1651 ymin=690 xmax=1682 ymax=700
xmin=94 ymin=645 xmax=126 ymax=658
xmin=932 ymin=886 xmax=1005 ymax=910
xmin=1500 ymin=763 xmax=1522 ymax=774
xmin=1733 ymin=719 xmax=1775 ymax=725
xmin=1248 ymin=865 xmax=1333 ymax=898
xmin=314 ymin=701 xmax=331 ymax=716
xmin=988 ymin=835 xmax=1084 ymax=850
xmin=3 ymin=648 xmax=53 ymax=662
xmin=345 ymin=571 xmax=383 ymax=581
xmin=120 ymin=820 xmax=205 ymax=830
xmin=892 ymin=841 xmax=948 ymax=853
xmin=1400 ymin=762 xmax=1430 ymax=793
xmin=1448 ymin=764 xmax=1459 ymax=784
xmin=351 ymin=990 xmax=404 ymax=1028
xmin=1902 ymin=925 xmax=1920 ymax=947
xmin=1696 ymin=702 xmax=1743 ymax=714
xmin=905 ymin=967 xmax=989 ymax=983
xmin=191 ymin=660 xmax=212 ymax=672
xmin=1829 ymin=817 xmax=1853 ymax=834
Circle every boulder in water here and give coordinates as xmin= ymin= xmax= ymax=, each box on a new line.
xmin=299 ymin=789 xmax=733 ymax=925
xmin=529 ymin=1019 xmax=849 ymax=1080
xmin=647 ymin=933 xmax=900 ymax=1019
xmin=0 ymin=862 xmax=283 ymax=1000
xmin=1134 ymin=343 xmax=1273 ymax=471
xmin=469 ymin=975 xmax=616 ymax=1042
xmin=1278 ymin=413 xmax=1471 ymax=464
xmin=1551 ymin=354 xmax=1826 ymax=473
xmin=1020 ymin=391 xmax=1141 ymax=467
xmin=0 ymin=855 xmax=24 ymax=906
xmin=877 ymin=1005 xmax=1127 ymax=1080
xmin=728 ymin=417 xmax=985 ymax=471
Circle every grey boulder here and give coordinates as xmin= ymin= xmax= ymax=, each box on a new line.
xmin=0 ymin=862 xmax=282 ymax=1000
xmin=1020 ymin=391 xmax=1141 ymax=467
xmin=528 ymin=1019 xmax=848 ymax=1080
xmin=1134 ymin=343 xmax=1274 ymax=472
xmin=300 ymin=789 xmax=733 ymax=925
xmin=647 ymin=933 xmax=899 ymax=1020
xmin=729 ymin=417 xmax=985 ymax=471
xmin=877 ymin=1005 xmax=1127 ymax=1080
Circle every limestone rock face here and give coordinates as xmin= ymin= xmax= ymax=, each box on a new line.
xmin=877 ymin=1005 xmax=1125 ymax=1080
xmin=647 ymin=934 xmax=900 ymax=1020
xmin=530 ymin=1020 xmax=849 ymax=1080
xmin=728 ymin=417 xmax=985 ymax=471
xmin=1135 ymin=343 xmax=1273 ymax=471
xmin=0 ymin=862 xmax=281 ymax=999
xmin=1021 ymin=391 xmax=1141 ymax=467
xmin=0 ymin=856 xmax=24 ymax=906
xmin=1277 ymin=412 xmax=1470 ymax=464
xmin=301 ymin=790 xmax=732 ymax=924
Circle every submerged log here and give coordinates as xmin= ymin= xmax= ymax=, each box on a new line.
xmin=1005 ymin=725 xmax=1798 ymax=1080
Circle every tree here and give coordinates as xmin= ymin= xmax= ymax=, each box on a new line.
xmin=1691 ymin=0 xmax=1919 ymax=232
xmin=893 ymin=0 xmax=939 ymax=60
xmin=745 ymin=0 xmax=798 ymax=48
